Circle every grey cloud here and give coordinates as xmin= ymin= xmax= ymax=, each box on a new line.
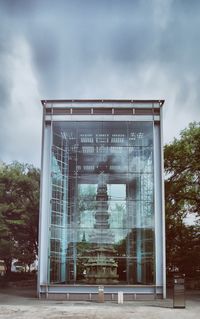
xmin=0 ymin=34 xmax=13 ymax=110
xmin=0 ymin=0 xmax=200 ymax=165
xmin=1 ymin=0 xmax=37 ymax=16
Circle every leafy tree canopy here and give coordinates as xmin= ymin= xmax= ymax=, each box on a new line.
xmin=0 ymin=162 xmax=40 ymax=274
xmin=164 ymin=122 xmax=200 ymax=277
xmin=165 ymin=122 xmax=200 ymax=221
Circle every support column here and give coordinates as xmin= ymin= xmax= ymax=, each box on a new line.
xmin=154 ymin=123 xmax=165 ymax=296
xmin=38 ymin=123 xmax=51 ymax=292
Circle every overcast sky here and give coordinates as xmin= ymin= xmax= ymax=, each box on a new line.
xmin=0 ymin=0 xmax=200 ymax=167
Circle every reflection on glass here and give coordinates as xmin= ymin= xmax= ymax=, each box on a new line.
xmin=49 ymin=121 xmax=154 ymax=284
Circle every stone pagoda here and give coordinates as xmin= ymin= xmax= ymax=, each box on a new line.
xmin=84 ymin=172 xmax=118 ymax=284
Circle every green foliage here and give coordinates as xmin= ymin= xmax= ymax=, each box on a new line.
xmin=0 ymin=162 xmax=40 ymax=274
xmin=164 ymin=122 xmax=200 ymax=277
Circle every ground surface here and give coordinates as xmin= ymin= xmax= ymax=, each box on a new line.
xmin=0 ymin=286 xmax=199 ymax=319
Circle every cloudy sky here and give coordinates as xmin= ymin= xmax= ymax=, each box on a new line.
xmin=0 ymin=0 xmax=200 ymax=167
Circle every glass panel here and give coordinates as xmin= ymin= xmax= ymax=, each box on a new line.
xmin=49 ymin=121 xmax=154 ymax=285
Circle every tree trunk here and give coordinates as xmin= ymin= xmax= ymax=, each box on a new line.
xmin=4 ymin=258 xmax=12 ymax=276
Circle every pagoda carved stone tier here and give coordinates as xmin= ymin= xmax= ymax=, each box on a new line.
xmin=84 ymin=246 xmax=118 ymax=284
xmin=84 ymin=172 xmax=119 ymax=284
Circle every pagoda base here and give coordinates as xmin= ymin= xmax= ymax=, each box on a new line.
xmin=84 ymin=245 xmax=119 ymax=284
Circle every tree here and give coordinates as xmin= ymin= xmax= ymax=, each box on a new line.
xmin=164 ymin=122 xmax=200 ymax=276
xmin=0 ymin=162 xmax=40 ymax=275
xmin=165 ymin=122 xmax=200 ymax=217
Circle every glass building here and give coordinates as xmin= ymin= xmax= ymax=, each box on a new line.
xmin=38 ymin=100 xmax=165 ymax=300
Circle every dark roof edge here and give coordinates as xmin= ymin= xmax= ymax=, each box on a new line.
xmin=41 ymin=99 xmax=165 ymax=106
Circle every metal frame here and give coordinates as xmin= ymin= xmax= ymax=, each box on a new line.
xmin=38 ymin=99 xmax=165 ymax=299
xmin=160 ymin=105 xmax=166 ymax=298
xmin=42 ymin=99 xmax=164 ymax=105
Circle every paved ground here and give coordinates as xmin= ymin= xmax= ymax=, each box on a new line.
xmin=0 ymin=287 xmax=199 ymax=319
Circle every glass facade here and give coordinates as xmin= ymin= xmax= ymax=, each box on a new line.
xmin=49 ymin=121 xmax=155 ymax=285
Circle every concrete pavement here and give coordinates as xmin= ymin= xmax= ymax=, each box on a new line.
xmin=0 ymin=287 xmax=199 ymax=319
